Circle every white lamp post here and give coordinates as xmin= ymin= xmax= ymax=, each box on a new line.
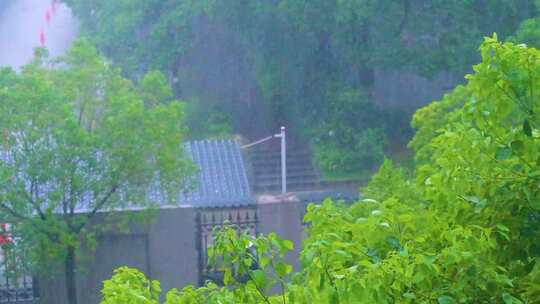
xmin=275 ymin=126 xmax=286 ymax=193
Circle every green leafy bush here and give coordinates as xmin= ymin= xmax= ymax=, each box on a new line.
xmin=101 ymin=267 xmax=161 ymax=304
xmin=314 ymin=87 xmax=387 ymax=175
xmin=101 ymin=226 xmax=294 ymax=304
xmin=315 ymin=128 xmax=386 ymax=175
xmin=102 ymin=37 xmax=540 ymax=303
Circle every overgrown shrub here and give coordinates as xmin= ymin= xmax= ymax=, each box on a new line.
xmin=314 ymin=87 xmax=387 ymax=175
xmin=101 ymin=37 xmax=540 ymax=304
xmin=315 ymin=128 xmax=386 ymax=174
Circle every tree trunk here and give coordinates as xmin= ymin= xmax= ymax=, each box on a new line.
xmin=65 ymin=245 xmax=78 ymax=304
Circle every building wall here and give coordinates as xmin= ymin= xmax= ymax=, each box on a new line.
xmin=38 ymin=206 xmax=199 ymax=304
xmin=257 ymin=195 xmax=304 ymax=271
xmin=37 ymin=198 xmax=306 ymax=303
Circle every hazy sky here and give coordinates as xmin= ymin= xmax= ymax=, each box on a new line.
xmin=0 ymin=0 xmax=79 ymax=70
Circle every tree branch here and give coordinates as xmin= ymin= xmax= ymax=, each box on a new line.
xmin=0 ymin=201 xmax=31 ymax=222
xmin=22 ymin=185 xmax=46 ymax=221
xmin=227 ymin=235 xmax=271 ymax=304
xmin=75 ymin=183 xmax=119 ymax=234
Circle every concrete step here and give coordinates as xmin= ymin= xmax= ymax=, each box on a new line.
xmin=248 ymin=145 xmax=320 ymax=194
xmin=252 ymin=160 xmax=313 ymax=170
xmin=253 ymin=169 xmax=315 ymax=178
xmin=249 ymin=152 xmax=312 ymax=162
xmin=255 ymin=177 xmax=319 ymax=189
xmin=255 ymin=174 xmax=318 ymax=184
xmin=254 ymin=169 xmax=317 ymax=179
xmin=254 ymin=180 xmax=321 ymax=192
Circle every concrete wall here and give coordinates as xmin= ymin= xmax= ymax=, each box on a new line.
xmin=38 ymin=206 xmax=198 ymax=304
xmin=257 ymin=194 xmax=304 ymax=271
xmin=37 ymin=198 xmax=307 ymax=304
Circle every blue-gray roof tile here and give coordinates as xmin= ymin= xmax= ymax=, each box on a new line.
xmin=180 ymin=139 xmax=254 ymax=208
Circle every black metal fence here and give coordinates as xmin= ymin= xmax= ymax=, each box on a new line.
xmin=0 ymin=243 xmax=39 ymax=303
xmin=195 ymin=207 xmax=258 ymax=285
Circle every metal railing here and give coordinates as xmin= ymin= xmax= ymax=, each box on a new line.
xmin=195 ymin=207 xmax=258 ymax=285
xmin=0 ymin=248 xmax=39 ymax=303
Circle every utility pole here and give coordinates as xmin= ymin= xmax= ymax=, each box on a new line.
xmin=276 ymin=126 xmax=286 ymax=193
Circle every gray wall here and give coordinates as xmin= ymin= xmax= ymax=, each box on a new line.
xmin=37 ymin=198 xmax=307 ymax=304
xmin=39 ymin=206 xmax=198 ymax=304
xmin=257 ymin=195 xmax=304 ymax=271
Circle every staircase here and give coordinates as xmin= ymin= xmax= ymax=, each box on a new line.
xmin=248 ymin=146 xmax=320 ymax=193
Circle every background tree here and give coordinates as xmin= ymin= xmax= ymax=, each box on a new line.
xmin=0 ymin=40 xmax=194 ymax=304
xmin=63 ymin=0 xmax=537 ymax=179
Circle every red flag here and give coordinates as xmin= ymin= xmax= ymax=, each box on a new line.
xmin=45 ymin=9 xmax=51 ymax=24
xmin=0 ymin=224 xmax=11 ymax=245
xmin=39 ymin=30 xmax=46 ymax=46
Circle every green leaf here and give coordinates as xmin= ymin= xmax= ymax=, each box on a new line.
xmin=523 ymin=119 xmax=532 ymax=137
xmin=275 ymin=262 xmax=293 ymax=277
xmin=437 ymin=295 xmax=455 ymax=304
xmin=496 ymin=224 xmax=510 ymax=232
xmin=251 ymin=269 xmax=267 ymax=289
xmin=283 ymin=240 xmax=294 ymax=250
xmin=463 ymin=196 xmax=487 ymax=208
xmin=510 ymin=140 xmax=524 ymax=154
xmin=403 ymin=292 xmax=416 ymax=299
xmin=502 ymin=293 xmax=523 ymax=304
xmin=223 ymin=269 xmax=233 ymax=285
xmin=318 ymin=274 xmax=325 ymax=290
xmin=496 ymin=147 xmax=512 ymax=160
xmin=386 ymin=236 xmax=401 ymax=250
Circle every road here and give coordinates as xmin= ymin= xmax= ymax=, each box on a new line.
xmin=0 ymin=0 xmax=79 ymax=70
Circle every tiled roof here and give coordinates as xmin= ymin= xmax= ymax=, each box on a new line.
xmin=180 ymin=140 xmax=254 ymax=208
xmin=0 ymin=139 xmax=253 ymax=213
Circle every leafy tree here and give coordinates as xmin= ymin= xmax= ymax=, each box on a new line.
xmin=0 ymin=40 xmax=193 ymax=304
xmin=139 ymin=70 xmax=174 ymax=107
xmin=63 ymin=0 xmax=537 ymax=178
xmin=67 ymin=0 xmax=535 ymax=77
xmin=407 ymin=85 xmax=468 ymax=164
xmin=101 ymin=37 xmax=540 ymax=304
xmin=510 ymin=1 xmax=540 ymax=49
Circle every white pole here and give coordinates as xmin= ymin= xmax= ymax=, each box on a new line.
xmin=280 ymin=126 xmax=286 ymax=193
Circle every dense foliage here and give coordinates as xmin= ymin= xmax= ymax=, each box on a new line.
xmin=313 ymin=88 xmax=386 ymax=174
xmin=64 ymin=0 xmax=537 ymax=175
xmin=101 ymin=38 xmax=540 ymax=303
xmin=0 ymin=40 xmax=193 ymax=304
xmin=66 ymin=0 xmax=534 ymax=77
